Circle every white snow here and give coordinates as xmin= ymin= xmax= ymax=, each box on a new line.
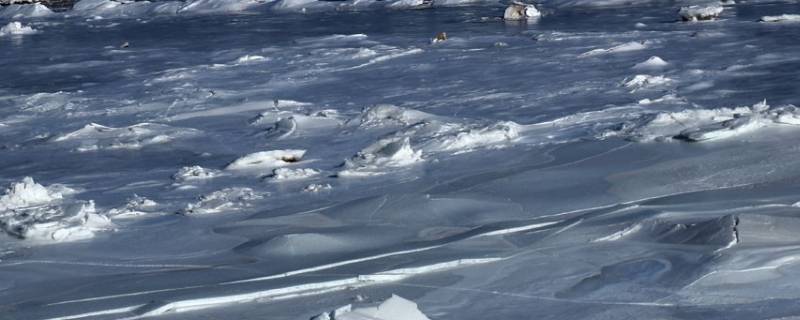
xmin=679 ymin=4 xmax=724 ymax=22
xmin=0 ymin=21 xmax=37 ymax=36
xmin=225 ymin=150 xmax=307 ymax=172
xmin=314 ymin=295 xmax=431 ymax=320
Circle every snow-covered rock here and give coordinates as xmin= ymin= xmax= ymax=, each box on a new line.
xmin=0 ymin=177 xmax=112 ymax=242
xmin=679 ymin=4 xmax=723 ymax=22
xmin=0 ymin=21 xmax=37 ymax=37
xmin=312 ymin=294 xmax=431 ymax=320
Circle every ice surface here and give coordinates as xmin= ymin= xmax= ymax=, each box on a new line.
xmin=5 ymin=2 xmax=800 ymax=320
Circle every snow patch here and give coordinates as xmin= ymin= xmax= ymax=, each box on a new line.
xmin=0 ymin=177 xmax=112 ymax=242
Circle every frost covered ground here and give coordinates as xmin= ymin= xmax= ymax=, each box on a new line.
xmin=1 ymin=0 xmax=800 ymax=319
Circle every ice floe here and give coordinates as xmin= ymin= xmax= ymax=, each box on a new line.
xmin=679 ymin=3 xmax=723 ymax=22
xmin=312 ymin=294 xmax=431 ymax=320
xmin=0 ymin=177 xmax=112 ymax=242
xmin=53 ymin=123 xmax=201 ymax=152
xmin=0 ymin=21 xmax=37 ymax=36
